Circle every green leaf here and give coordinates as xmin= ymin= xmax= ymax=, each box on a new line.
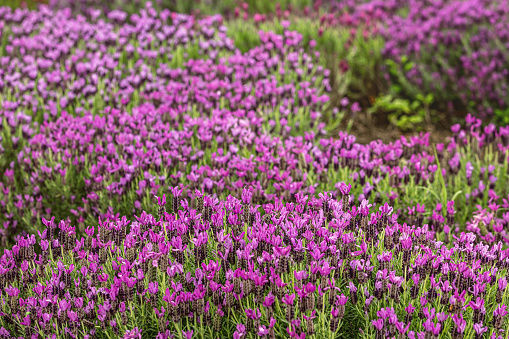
xmin=425 ymin=93 xmax=434 ymax=104
xmin=433 ymin=146 xmax=448 ymax=207
xmin=408 ymin=114 xmax=424 ymax=124
xmin=451 ymin=190 xmax=463 ymax=202
xmin=396 ymin=115 xmax=409 ymax=128
xmin=390 ymin=84 xmax=402 ymax=94
xmin=410 ymin=100 xmax=421 ymax=110
xmin=403 ymin=62 xmax=414 ymax=72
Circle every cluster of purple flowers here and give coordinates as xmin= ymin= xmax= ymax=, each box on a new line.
xmin=243 ymin=0 xmax=509 ymax=119
xmin=0 ymin=3 xmax=335 ymax=243
xmin=0 ymin=186 xmax=508 ymax=338
xmin=379 ymin=0 xmax=509 ymax=117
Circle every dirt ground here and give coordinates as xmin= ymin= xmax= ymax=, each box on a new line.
xmin=344 ymin=110 xmax=459 ymax=145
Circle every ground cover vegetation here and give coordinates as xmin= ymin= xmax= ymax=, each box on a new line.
xmin=0 ymin=0 xmax=508 ymax=338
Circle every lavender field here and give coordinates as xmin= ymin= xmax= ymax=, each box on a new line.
xmin=0 ymin=0 xmax=508 ymax=338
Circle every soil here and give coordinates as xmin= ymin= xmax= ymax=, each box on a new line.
xmin=343 ymin=110 xmax=464 ymax=145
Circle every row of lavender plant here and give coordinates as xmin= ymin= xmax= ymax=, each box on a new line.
xmin=1 ymin=187 xmax=508 ymax=338
xmin=0 ymin=3 xmax=332 ymax=243
xmin=235 ymin=0 xmax=509 ymax=121
xmin=380 ymin=0 xmax=509 ymax=119
xmin=6 ymin=0 xmax=509 ymax=121
xmin=245 ymin=0 xmax=509 ymax=126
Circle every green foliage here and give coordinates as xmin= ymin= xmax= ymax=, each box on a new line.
xmin=494 ymin=107 xmax=509 ymax=126
xmin=224 ymin=19 xmax=261 ymax=53
xmin=243 ymin=0 xmax=312 ymax=13
xmin=384 ymin=56 xmax=420 ymax=99
xmin=371 ymin=55 xmax=438 ymax=130
xmin=226 ymin=17 xmax=386 ymax=117
xmin=2 ymin=0 xmax=313 ymax=17
xmin=368 ymin=94 xmax=421 ymax=131
xmin=0 ymin=0 xmax=43 ymax=10
xmin=105 ymin=0 xmax=313 ymax=17
xmin=113 ymin=0 xmax=236 ymax=17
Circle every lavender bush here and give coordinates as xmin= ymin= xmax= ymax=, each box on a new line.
xmin=0 ymin=1 xmax=509 ymax=338
xmin=231 ymin=0 xmax=509 ymax=125
xmin=1 ymin=187 xmax=509 ymax=338
xmin=0 ymin=3 xmax=337 ymax=244
xmin=380 ymin=0 xmax=509 ymax=118
xmin=6 ymin=0 xmax=509 ymax=125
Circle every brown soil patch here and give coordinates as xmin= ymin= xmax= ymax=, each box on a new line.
xmin=340 ymin=110 xmax=465 ymax=145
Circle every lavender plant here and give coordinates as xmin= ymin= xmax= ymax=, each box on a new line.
xmin=0 ymin=188 xmax=508 ymax=338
